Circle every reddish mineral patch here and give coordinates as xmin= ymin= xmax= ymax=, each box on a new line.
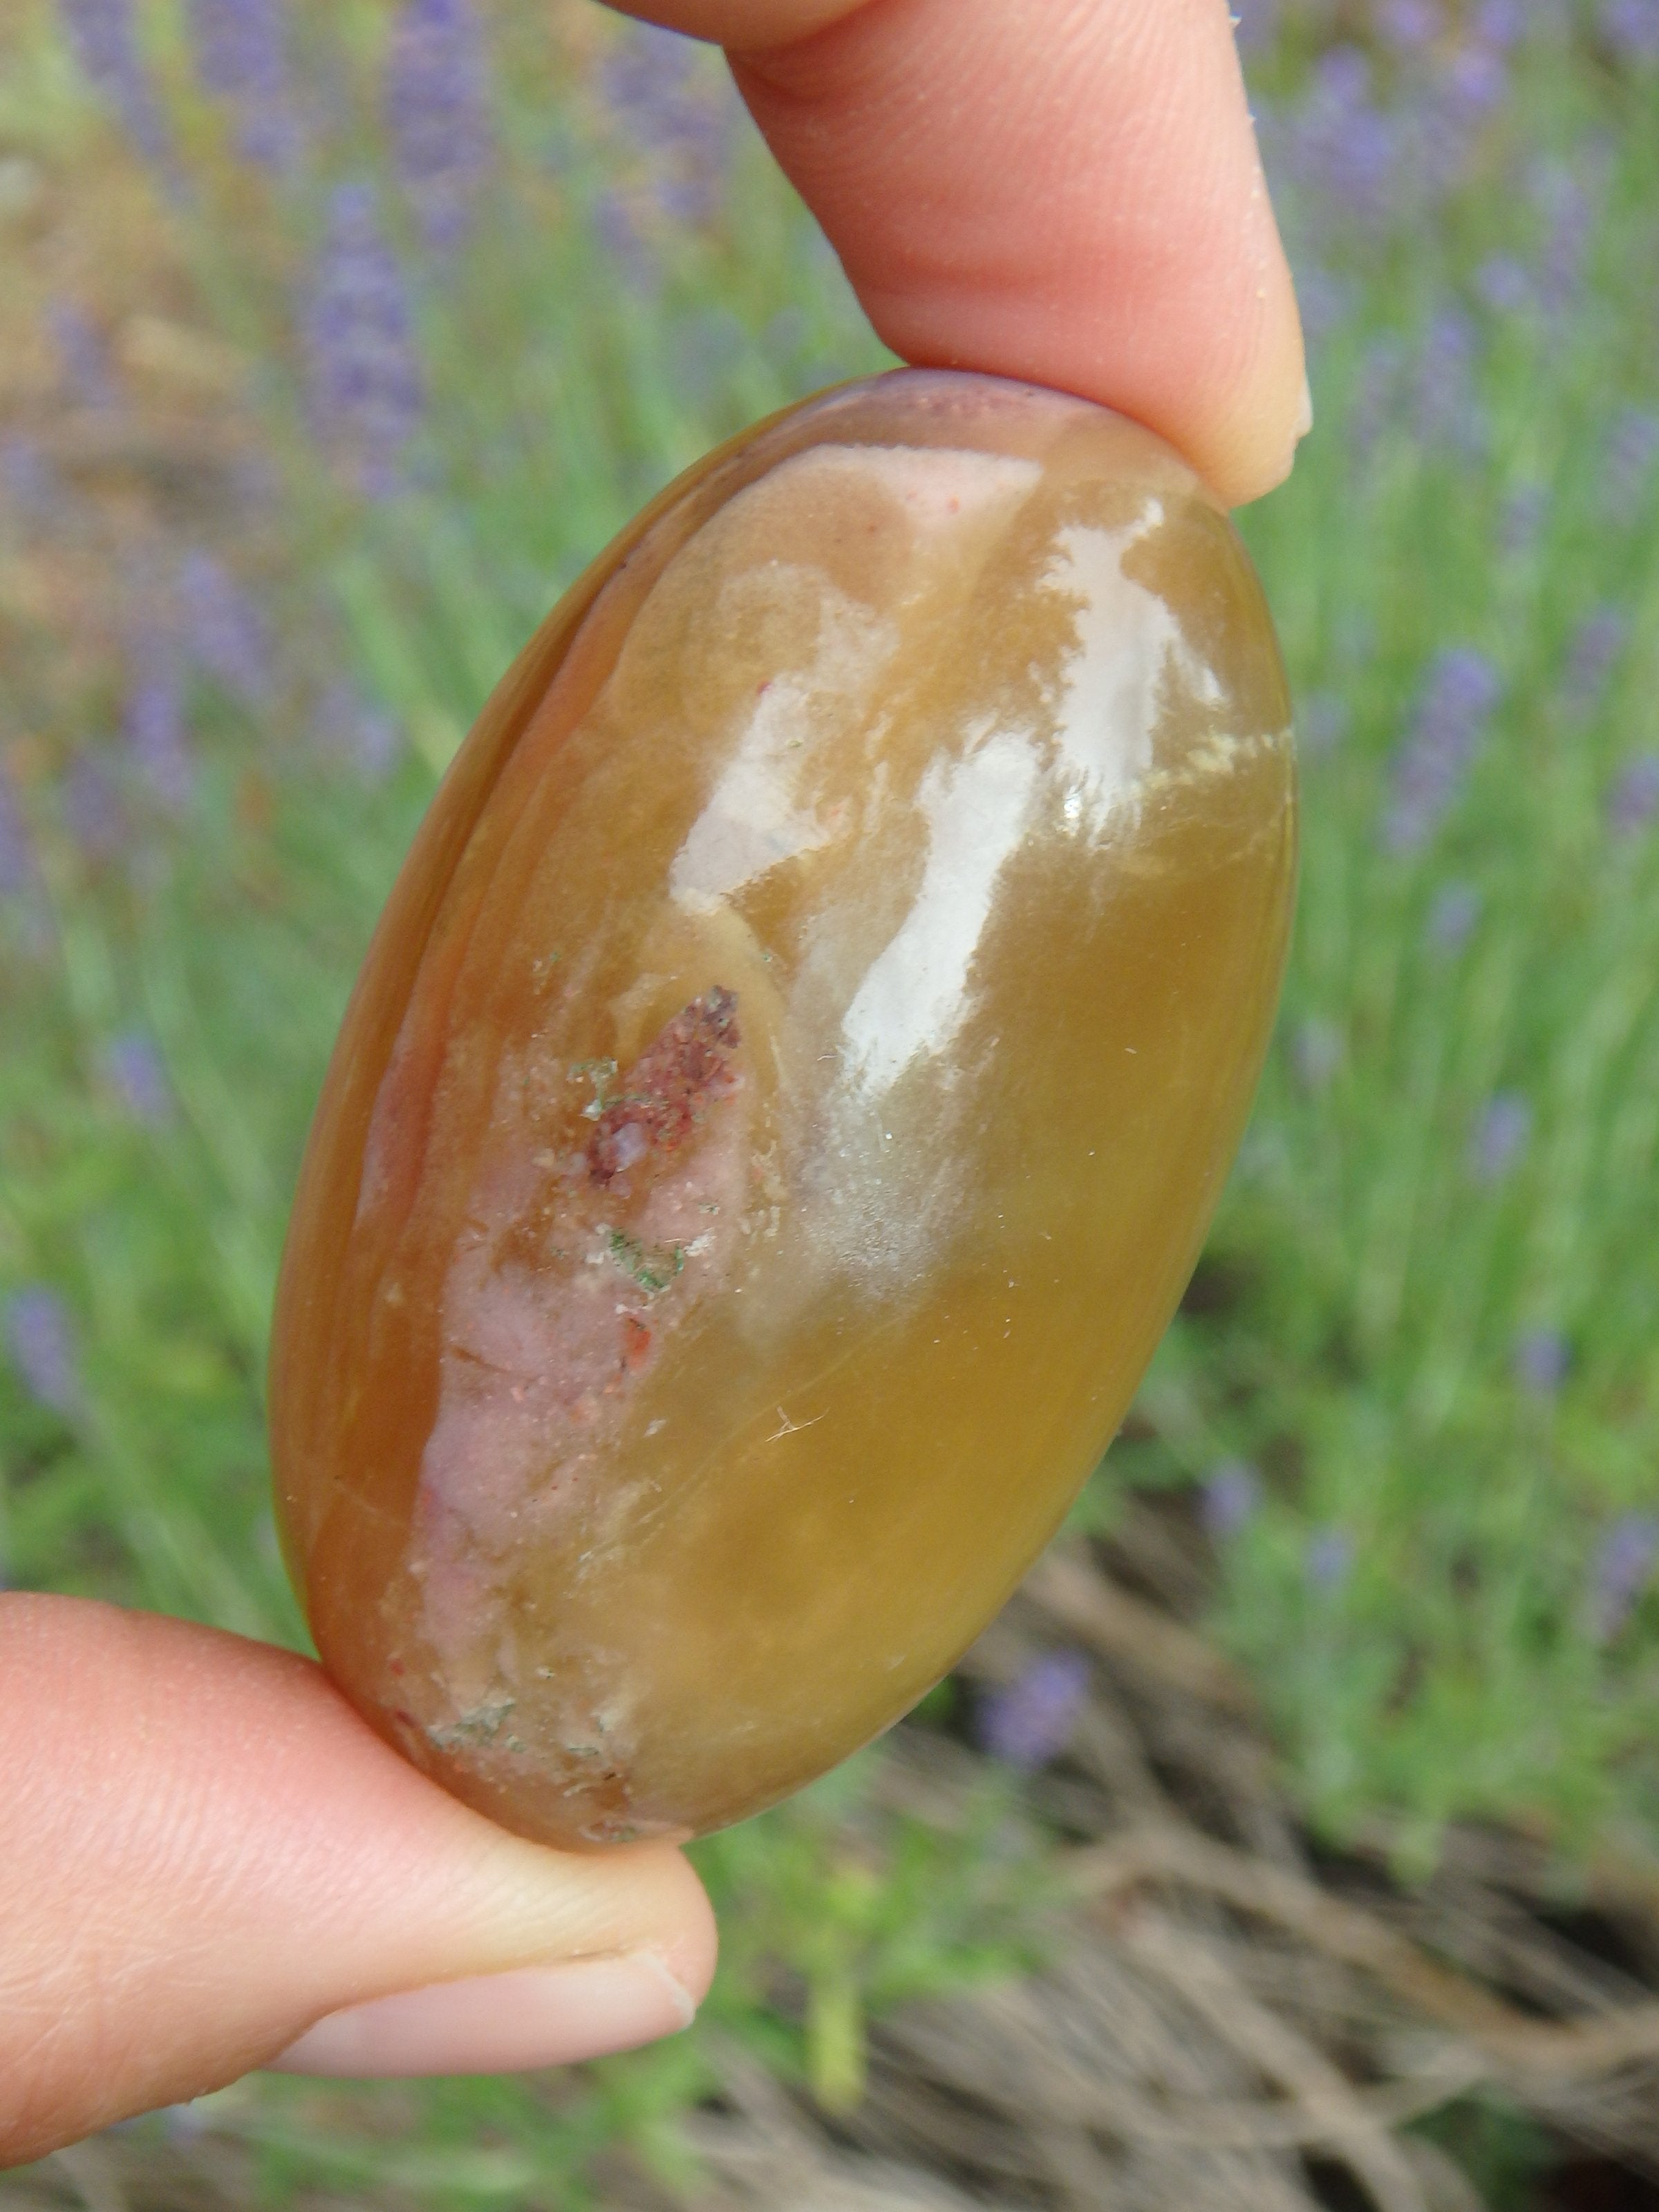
xmin=588 ymin=986 xmax=741 ymax=1185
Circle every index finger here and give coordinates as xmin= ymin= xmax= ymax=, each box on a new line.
xmin=607 ymin=0 xmax=1307 ymax=507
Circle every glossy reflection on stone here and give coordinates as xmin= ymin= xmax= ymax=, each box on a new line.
xmin=270 ymin=371 xmax=1296 ymax=1846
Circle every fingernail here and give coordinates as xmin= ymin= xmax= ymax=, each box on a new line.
xmin=267 ymin=1953 xmax=697 ymax=2078
xmin=1294 ymin=372 xmax=1314 ymax=442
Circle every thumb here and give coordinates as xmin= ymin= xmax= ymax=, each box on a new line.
xmin=0 ymin=1596 xmax=716 ymax=2164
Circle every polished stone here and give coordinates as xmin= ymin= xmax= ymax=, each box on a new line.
xmin=270 ymin=371 xmax=1296 ymax=1846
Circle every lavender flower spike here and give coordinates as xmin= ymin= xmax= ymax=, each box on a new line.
xmin=6 ymin=1286 xmax=84 ymax=1416
xmin=1563 ymin=606 xmax=1627 ymax=713
xmin=1513 ymin=1327 xmax=1569 ymax=1396
xmin=1587 ymin=1514 xmax=1659 ymax=1644
xmin=601 ymin=19 xmax=736 ymax=229
xmin=0 ymin=773 xmax=35 ymax=896
xmin=384 ymin=0 xmax=493 ymax=252
xmin=1602 ymin=0 xmax=1659 ymax=64
xmin=124 ymin=636 xmax=195 ymax=813
xmin=187 ymin=0 xmax=303 ymax=171
xmin=1608 ymin=754 xmax=1659 ymax=839
xmin=1305 ymin=1527 xmax=1353 ymax=1595
xmin=303 ymin=185 xmax=425 ymax=500
xmin=1383 ymin=647 xmax=1501 ymax=854
xmin=977 ymin=1651 xmax=1091 ymax=1770
xmin=50 ymin=302 xmax=119 ymax=415
xmin=56 ymin=0 xmax=172 ymax=167
xmin=1602 ymin=409 xmax=1659 ymax=524
xmin=1468 ymin=1091 xmax=1531 ymax=1184
xmin=178 ymin=549 xmax=272 ymax=708
xmin=1203 ymin=1461 xmax=1262 ymax=1540
xmin=104 ymin=1030 xmax=175 ymax=1127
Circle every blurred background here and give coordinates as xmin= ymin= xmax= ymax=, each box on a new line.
xmin=3 ymin=0 xmax=1659 ymax=2204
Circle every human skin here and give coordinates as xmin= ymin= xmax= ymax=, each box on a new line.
xmin=0 ymin=0 xmax=1304 ymax=2164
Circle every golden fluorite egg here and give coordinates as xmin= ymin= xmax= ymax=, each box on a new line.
xmin=270 ymin=371 xmax=1295 ymax=1847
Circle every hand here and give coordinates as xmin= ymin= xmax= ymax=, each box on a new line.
xmin=0 ymin=1599 xmax=714 ymax=2163
xmin=8 ymin=0 xmax=1304 ymax=2166
xmin=616 ymin=0 xmax=1308 ymax=507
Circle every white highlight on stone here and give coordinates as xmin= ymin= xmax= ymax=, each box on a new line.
xmin=669 ymin=446 xmax=1042 ymax=919
xmin=841 ymin=729 xmax=1040 ymax=1096
xmin=808 ymin=442 xmax=1042 ymax=533
xmin=670 ymin=574 xmax=894 ymax=915
xmin=1040 ymin=502 xmax=1224 ymax=835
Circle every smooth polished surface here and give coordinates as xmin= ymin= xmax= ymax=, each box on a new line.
xmin=271 ymin=371 xmax=1295 ymax=1847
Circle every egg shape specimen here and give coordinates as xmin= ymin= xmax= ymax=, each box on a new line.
xmin=270 ymin=371 xmax=1295 ymax=1848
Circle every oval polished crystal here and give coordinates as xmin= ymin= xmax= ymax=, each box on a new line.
xmin=270 ymin=371 xmax=1296 ymax=1846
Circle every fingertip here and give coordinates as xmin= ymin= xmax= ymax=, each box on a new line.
xmin=266 ymin=1949 xmax=702 ymax=2079
xmin=730 ymin=0 xmax=1309 ymax=509
xmin=0 ymin=1600 xmax=721 ymax=2153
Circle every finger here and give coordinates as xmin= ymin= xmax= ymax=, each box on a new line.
xmin=609 ymin=0 xmax=1307 ymax=507
xmin=0 ymin=1597 xmax=716 ymax=2164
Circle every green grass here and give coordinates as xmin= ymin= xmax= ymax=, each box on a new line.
xmin=5 ymin=0 xmax=1659 ymax=2194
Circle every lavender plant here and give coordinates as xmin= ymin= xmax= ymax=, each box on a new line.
xmin=383 ymin=0 xmax=493 ymax=252
xmin=301 ymin=183 xmax=426 ymax=498
xmin=186 ymin=0 xmax=303 ymax=171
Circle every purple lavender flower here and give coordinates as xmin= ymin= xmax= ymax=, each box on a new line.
xmin=1587 ymin=1513 xmax=1659 ymax=1643
xmin=49 ymin=301 xmax=118 ymax=414
xmin=1305 ymin=1528 xmax=1353 ymax=1595
xmin=384 ymin=0 xmax=493 ymax=252
xmin=1203 ymin=1461 xmax=1262 ymax=1540
xmin=1473 ymin=0 xmax=1528 ymax=48
xmin=178 ymin=550 xmax=272 ymax=707
xmin=1300 ymin=691 xmax=1349 ymax=756
xmin=124 ymin=638 xmax=194 ymax=812
xmin=1475 ymin=254 xmax=1534 ymax=317
xmin=103 ymin=1029 xmax=174 ymax=1126
xmin=1602 ymin=0 xmax=1659 ymax=62
xmin=1438 ymin=39 xmax=1509 ymax=124
xmin=1383 ymin=648 xmax=1502 ymax=854
xmin=1535 ymin=161 xmax=1600 ymax=317
xmin=62 ymin=756 xmax=126 ymax=861
xmin=123 ymin=641 xmax=194 ymax=814
xmin=55 ymin=0 xmax=172 ymax=167
xmin=1231 ymin=0 xmax=1279 ymax=52
xmin=1291 ymin=1020 xmax=1342 ymax=1093
xmin=317 ymin=681 xmax=401 ymax=781
xmin=1468 ymin=1091 xmax=1531 ymax=1184
xmin=976 ymin=1651 xmax=1091 ymax=1770
xmin=1608 ymin=754 xmax=1659 ymax=839
xmin=1513 ymin=1327 xmax=1569 ymax=1396
xmin=1602 ymin=409 xmax=1659 ymax=525
xmin=600 ymin=21 xmax=735 ymax=229
xmin=601 ymin=19 xmax=698 ymax=123
xmin=1281 ymin=48 xmax=1402 ymax=233
xmin=187 ymin=0 xmax=302 ymax=170
xmin=1349 ymin=335 xmax=1405 ymax=462
xmin=1 ymin=436 xmax=62 ymax=523
xmin=1378 ymin=0 xmax=1441 ymax=50
xmin=1412 ymin=307 xmax=1485 ymax=455
xmin=6 ymin=1286 xmax=83 ymax=1416
xmin=0 ymin=775 xmax=34 ymax=896
xmin=1427 ymin=880 xmax=1481 ymax=954
xmin=303 ymin=185 xmax=424 ymax=500
xmin=1563 ymin=606 xmax=1627 ymax=713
